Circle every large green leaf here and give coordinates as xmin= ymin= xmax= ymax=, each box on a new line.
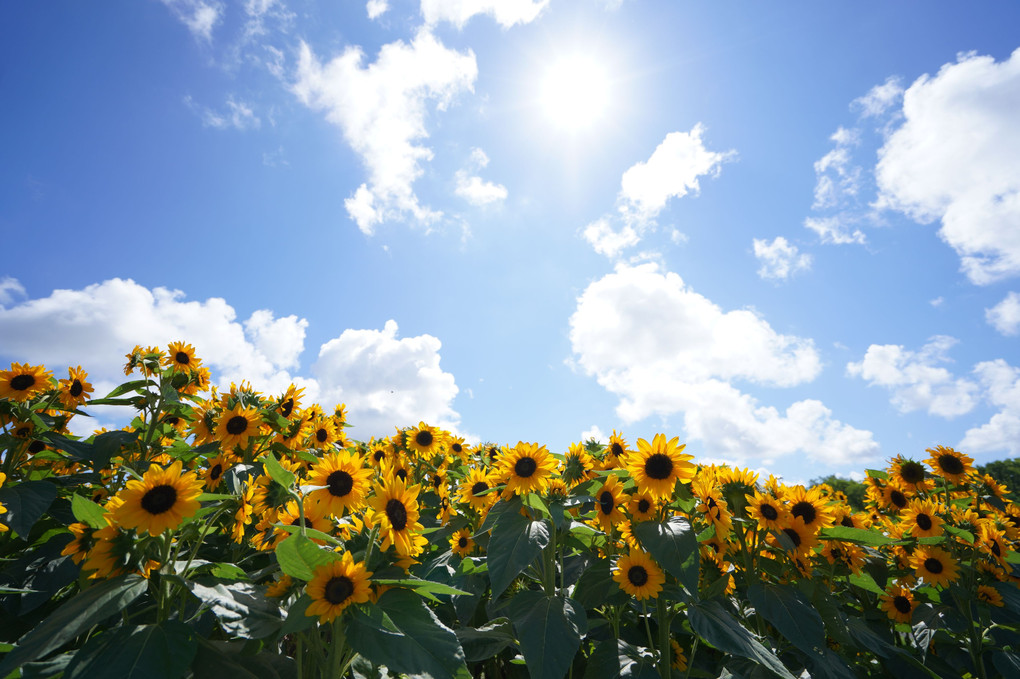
xmin=185 ymin=578 xmax=282 ymax=639
xmin=191 ymin=639 xmax=297 ymax=679
xmin=688 ymin=599 xmax=795 ymax=679
xmin=0 ymin=481 xmax=57 ymax=537
xmin=504 ymin=590 xmax=587 ymax=679
xmin=345 ymin=588 xmax=470 ymax=679
xmin=63 ymin=621 xmax=196 ymax=679
xmin=372 ymin=577 xmax=470 ymax=602
xmin=572 ymin=557 xmax=628 ymax=609
xmin=633 ymin=516 xmax=699 ymax=597
xmin=455 ymin=618 xmax=516 ymax=662
xmin=486 ymin=511 xmax=550 ymax=597
xmin=993 ymin=651 xmax=1020 ymax=679
xmin=0 ymin=575 xmax=148 ymax=676
xmin=274 ymin=533 xmax=339 ymax=581
xmin=71 ymin=494 xmax=109 ymax=530
xmin=747 ymin=583 xmax=825 ymax=656
xmin=583 ymin=639 xmax=658 ymax=679
xmin=818 ymin=526 xmax=896 ymax=547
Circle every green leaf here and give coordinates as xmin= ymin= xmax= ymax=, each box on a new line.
xmin=633 ymin=516 xmax=699 ymax=597
xmin=504 ymin=591 xmax=587 ymax=679
xmin=688 ymin=598 xmax=796 ymax=679
xmin=92 ymin=430 xmax=139 ymax=470
xmin=262 ymin=454 xmax=296 ymax=490
xmin=583 ymin=639 xmax=658 ymax=679
xmin=992 ymin=651 xmax=1020 ymax=679
xmin=0 ymin=481 xmax=57 ymax=538
xmin=278 ymin=594 xmax=316 ymax=637
xmin=185 ymin=579 xmax=282 ymax=639
xmin=865 ymin=469 xmax=888 ymax=480
xmin=847 ymin=571 xmax=885 ymax=596
xmin=747 ymin=583 xmax=825 ymax=656
xmin=345 ymin=588 xmax=470 ymax=679
xmin=270 ymin=523 xmax=345 ymax=547
xmin=274 ymin=534 xmax=339 ymax=581
xmin=818 ymin=526 xmax=896 ymax=547
xmin=71 ymin=494 xmax=108 ymax=530
xmin=572 ymin=558 xmax=628 ymax=609
xmin=372 ymin=578 xmax=471 ymax=601
xmin=943 ymin=524 xmax=975 ymax=544
xmin=64 ymin=621 xmax=197 ymax=679
xmin=0 ymin=575 xmax=148 ymax=676
xmin=103 ymin=379 xmax=153 ymax=398
xmin=455 ymin=618 xmax=516 ymax=662
xmin=486 ymin=511 xmax=550 ymax=597
xmin=192 ymin=638 xmax=297 ymax=679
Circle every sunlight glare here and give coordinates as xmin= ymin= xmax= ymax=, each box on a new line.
xmin=540 ymin=54 xmax=611 ymax=132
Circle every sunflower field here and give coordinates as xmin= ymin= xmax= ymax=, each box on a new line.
xmin=1 ymin=345 xmax=1019 ymax=679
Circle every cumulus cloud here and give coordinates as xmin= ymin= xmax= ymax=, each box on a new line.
xmin=753 ymin=236 xmax=812 ymax=281
xmin=160 ymin=0 xmax=223 ymax=41
xmin=874 ymin=49 xmax=1020 ymax=284
xmin=312 ymin=320 xmax=460 ymax=435
xmin=366 ymin=0 xmax=388 ymax=19
xmin=292 ymin=32 xmax=477 ymax=235
xmin=184 ymin=95 xmax=261 ymax=130
xmin=961 ymin=359 xmax=1020 ymax=455
xmin=0 ymin=277 xmax=27 ymax=306
xmin=846 ymin=336 xmax=979 ymax=418
xmin=568 ymin=262 xmax=875 ymax=465
xmin=454 ymin=148 xmax=507 ymax=206
xmin=420 ymin=0 xmax=548 ymax=29
xmin=582 ymin=125 xmax=733 ymax=257
xmin=986 ymin=291 xmax=1020 ymax=336
xmin=0 ymin=278 xmax=463 ymax=438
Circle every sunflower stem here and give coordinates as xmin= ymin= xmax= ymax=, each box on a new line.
xmin=683 ymin=636 xmax=699 ymax=679
xmin=641 ymin=601 xmax=657 ymax=661
xmin=156 ymin=531 xmax=174 ymax=622
xmin=656 ymin=596 xmax=670 ymax=679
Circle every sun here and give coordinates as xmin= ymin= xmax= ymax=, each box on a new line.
xmin=539 ymin=54 xmax=611 ymax=132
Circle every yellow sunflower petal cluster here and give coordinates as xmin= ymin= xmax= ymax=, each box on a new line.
xmin=304 ymin=552 xmax=373 ymax=623
xmin=112 ymin=460 xmax=204 ymax=536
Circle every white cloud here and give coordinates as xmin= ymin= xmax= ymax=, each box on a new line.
xmin=292 ymin=32 xmax=477 ymax=235
xmin=930 ymin=296 xmax=944 ymax=308
xmin=804 ymin=216 xmax=866 ymax=245
xmin=874 ymin=49 xmax=1020 ymax=285
xmin=0 ymin=276 xmax=26 ymax=306
xmin=852 ymin=76 xmax=904 ymax=118
xmin=753 ymin=236 xmax=812 ymax=281
xmin=581 ymin=217 xmax=640 ymax=258
xmin=161 ymin=0 xmax=223 ymax=41
xmin=367 ymin=0 xmax=388 ymax=19
xmin=454 ymin=148 xmax=507 ymax=206
xmin=961 ymin=359 xmax=1020 ymax=455
xmin=185 ymin=95 xmax=261 ymax=130
xmin=0 ymin=280 xmax=464 ymax=439
xmin=846 ymin=336 xmax=979 ymax=418
xmin=580 ymin=424 xmax=606 ymax=443
xmin=312 ymin=320 xmax=461 ymax=435
xmin=568 ymin=262 xmax=873 ymax=465
xmin=986 ymin=291 xmax=1020 ymax=336
xmin=420 ymin=0 xmax=548 ymax=29
xmin=812 ymin=127 xmax=860 ymax=210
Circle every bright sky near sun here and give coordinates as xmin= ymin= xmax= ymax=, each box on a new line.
xmin=3 ymin=1 xmax=1020 ymax=483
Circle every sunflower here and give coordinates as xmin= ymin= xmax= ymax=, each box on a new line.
xmin=304 ymin=551 xmax=373 ymax=623
xmin=746 ymin=491 xmax=790 ymax=532
xmin=306 ymin=415 xmax=340 ymax=450
xmin=203 ymin=454 xmax=232 ymax=491
xmin=112 ymin=460 xmax=204 ymax=536
xmin=627 ymin=491 xmax=658 ymax=522
xmin=889 ymin=455 xmax=930 ymax=492
xmin=770 ymin=517 xmax=819 ymax=557
xmin=613 ymin=549 xmax=665 ymax=600
xmin=458 ymin=467 xmax=499 ymax=512
xmin=601 ymin=430 xmax=632 ymax=470
xmin=880 ymin=584 xmax=916 ymax=624
xmin=593 ymin=474 xmax=629 ymax=532
xmin=307 ymin=450 xmax=373 ymax=518
xmin=821 ymin=542 xmax=867 ymax=575
xmin=163 ymin=341 xmax=200 ymax=374
xmin=900 ymin=499 xmax=944 ymax=538
xmin=786 ymin=486 xmax=834 ymax=533
xmin=692 ymin=477 xmax=732 ymax=538
xmin=0 ymin=474 xmax=7 ymax=533
xmin=232 ymin=484 xmax=256 ymax=543
xmin=911 ymin=546 xmax=960 ymax=588
xmin=273 ymin=499 xmax=332 ymax=547
xmin=670 ymin=640 xmax=688 ymax=672
xmin=626 ymin=433 xmax=695 ymax=500
xmin=451 ymin=528 xmax=475 ymax=557
xmin=215 ymin=404 xmax=263 ymax=451
xmin=82 ymin=524 xmax=138 ymax=579
xmin=561 ymin=442 xmax=598 ymax=487
xmin=879 ymin=482 xmax=910 ymax=511
xmin=368 ymin=478 xmax=427 ymax=557
xmin=57 ymin=366 xmax=93 ymax=409
xmin=979 ymin=524 xmax=1012 ymax=567
xmin=61 ymin=522 xmax=99 ymax=564
xmin=925 ymin=445 xmax=974 ymax=486
xmin=275 ymin=384 xmax=304 ymax=421
xmin=265 ymin=574 xmax=294 ymax=598
xmin=0 ymin=363 xmax=53 ymax=402
xmin=977 ymin=585 xmax=1004 ymax=607
xmin=497 ymin=442 xmax=557 ymax=497
xmin=405 ymin=422 xmax=448 ymax=460
xmin=447 ymin=436 xmax=469 ymax=462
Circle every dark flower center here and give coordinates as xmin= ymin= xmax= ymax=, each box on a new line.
xmin=327 ymin=470 xmax=354 ymax=497
xmin=432 ymin=474 xmax=443 ymax=489
xmin=916 ymin=514 xmax=933 ymax=531
xmin=175 ymin=351 xmax=190 ymax=365
xmin=396 ymin=469 xmax=408 ymax=482
xmin=893 ymin=596 xmax=912 ymax=614
xmin=415 ymin=430 xmax=433 ymax=447
xmin=324 ymin=576 xmax=354 ymax=605
xmin=28 ymin=440 xmax=45 ymax=454
xmin=900 ymin=461 xmax=926 ymax=484
xmin=471 ymin=481 xmax=489 ymax=496
xmin=761 ymin=504 xmax=779 ymax=521
xmin=141 ymin=485 xmax=178 ymax=515
xmin=645 ymin=453 xmax=673 ymax=480
xmin=841 ymin=516 xmax=855 ymax=528
xmin=782 ymin=527 xmax=802 ymax=547
xmin=599 ymin=490 xmax=614 ymax=515
xmin=166 ymin=416 xmax=179 ymax=426
xmin=638 ymin=499 xmax=651 ymax=514
xmin=11 ymin=374 xmax=35 ymax=391
xmin=386 ymin=498 xmax=408 ymax=531
xmin=451 ymin=443 xmax=463 ymax=453
xmin=890 ymin=490 xmax=907 ymax=508
xmin=226 ymin=416 xmax=248 ymax=435
xmin=374 ymin=450 xmax=386 ymax=462
xmin=210 ymin=464 xmax=223 ymax=480
xmin=316 ymin=428 xmax=328 ymax=443
xmin=991 ymin=540 xmax=1001 ymax=556
xmin=458 ymin=536 xmax=468 ymax=548
xmin=924 ymin=557 xmax=944 ymax=574
xmin=627 ymin=565 xmax=649 ymax=587
xmin=791 ymin=501 xmax=817 ymax=525
xmin=281 ymin=398 xmax=294 ymax=418
xmin=610 ymin=442 xmax=624 ymax=458
xmin=514 ymin=457 xmax=538 ymax=478
xmin=488 ymin=447 xmax=499 ymax=461
xmin=70 ymin=379 xmax=84 ymax=397
xmin=938 ymin=454 xmax=964 ymax=476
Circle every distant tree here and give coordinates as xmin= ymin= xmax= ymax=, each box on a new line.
xmin=809 ymin=474 xmax=867 ymax=512
xmin=977 ymin=458 xmax=1020 ymax=500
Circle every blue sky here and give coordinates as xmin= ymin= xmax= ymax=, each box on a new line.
xmin=3 ymin=1 xmax=1020 ymax=483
